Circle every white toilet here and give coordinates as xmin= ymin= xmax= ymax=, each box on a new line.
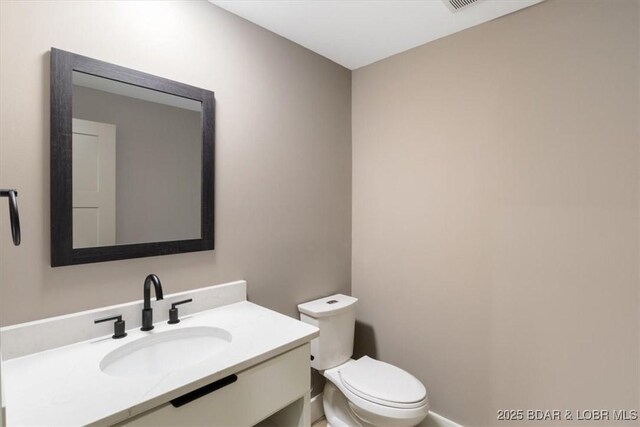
xmin=298 ymin=294 xmax=429 ymax=427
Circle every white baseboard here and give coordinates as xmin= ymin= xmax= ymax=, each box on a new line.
xmin=420 ymin=411 xmax=464 ymax=427
xmin=310 ymin=393 xmax=324 ymax=424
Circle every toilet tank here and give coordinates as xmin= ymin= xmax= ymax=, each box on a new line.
xmin=298 ymin=294 xmax=358 ymax=370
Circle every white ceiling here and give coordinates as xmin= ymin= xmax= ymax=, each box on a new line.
xmin=210 ymin=0 xmax=543 ymax=70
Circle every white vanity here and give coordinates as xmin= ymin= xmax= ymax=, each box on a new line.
xmin=0 ymin=281 xmax=318 ymax=426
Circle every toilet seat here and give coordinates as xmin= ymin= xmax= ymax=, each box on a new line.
xmin=323 ymin=358 xmax=429 ymax=427
xmin=338 ymin=357 xmax=427 ymax=409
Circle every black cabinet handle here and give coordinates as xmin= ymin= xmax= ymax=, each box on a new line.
xmin=168 ymin=298 xmax=193 ymax=324
xmin=170 ymin=374 xmax=238 ymax=408
xmin=0 ymin=189 xmax=20 ymax=246
xmin=94 ymin=314 xmax=127 ymax=339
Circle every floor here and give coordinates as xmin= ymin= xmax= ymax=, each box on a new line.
xmin=312 ymin=414 xmax=458 ymax=427
xmin=312 ymin=417 xmax=328 ymax=427
xmin=257 ymin=416 xmax=327 ymax=427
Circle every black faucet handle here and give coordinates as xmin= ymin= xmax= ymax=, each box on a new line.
xmin=168 ymin=299 xmax=193 ymax=324
xmin=94 ymin=314 xmax=127 ymax=339
xmin=171 ymin=298 xmax=193 ymax=309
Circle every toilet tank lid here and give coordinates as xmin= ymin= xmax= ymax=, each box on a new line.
xmin=298 ymin=294 xmax=357 ymax=318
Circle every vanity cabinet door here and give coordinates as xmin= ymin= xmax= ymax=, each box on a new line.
xmin=118 ymin=344 xmax=310 ymax=427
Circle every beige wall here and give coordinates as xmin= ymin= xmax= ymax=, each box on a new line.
xmin=2 ymin=0 xmax=639 ymax=423
xmin=73 ymin=86 xmax=202 ymax=245
xmin=0 ymin=0 xmax=351 ymax=325
xmin=352 ymin=1 xmax=639 ymax=426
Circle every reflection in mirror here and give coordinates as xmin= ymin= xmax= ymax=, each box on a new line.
xmin=71 ymin=72 xmax=202 ymax=248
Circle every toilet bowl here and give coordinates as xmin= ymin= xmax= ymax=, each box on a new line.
xmin=322 ymin=357 xmax=429 ymax=427
xmin=298 ymin=294 xmax=429 ymax=427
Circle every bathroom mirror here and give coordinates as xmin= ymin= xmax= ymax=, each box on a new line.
xmin=51 ymin=48 xmax=214 ymax=266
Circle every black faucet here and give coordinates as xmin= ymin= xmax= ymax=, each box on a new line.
xmin=141 ymin=274 xmax=164 ymax=331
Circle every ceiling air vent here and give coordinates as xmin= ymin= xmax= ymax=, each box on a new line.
xmin=442 ymin=0 xmax=483 ymax=12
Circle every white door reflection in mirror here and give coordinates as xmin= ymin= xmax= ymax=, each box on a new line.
xmin=72 ymin=118 xmax=116 ymax=248
xmin=71 ymin=71 xmax=202 ymax=248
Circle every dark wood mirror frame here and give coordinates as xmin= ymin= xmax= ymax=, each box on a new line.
xmin=50 ymin=48 xmax=215 ymax=266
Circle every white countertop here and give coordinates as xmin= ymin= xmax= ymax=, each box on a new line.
xmin=2 ymin=301 xmax=318 ymax=426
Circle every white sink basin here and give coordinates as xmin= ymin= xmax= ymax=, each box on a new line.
xmin=100 ymin=326 xmax=232 ymax=378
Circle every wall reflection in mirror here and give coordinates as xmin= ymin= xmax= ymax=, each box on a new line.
xmin=71 ymin=72 xmax=202 ymax=248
